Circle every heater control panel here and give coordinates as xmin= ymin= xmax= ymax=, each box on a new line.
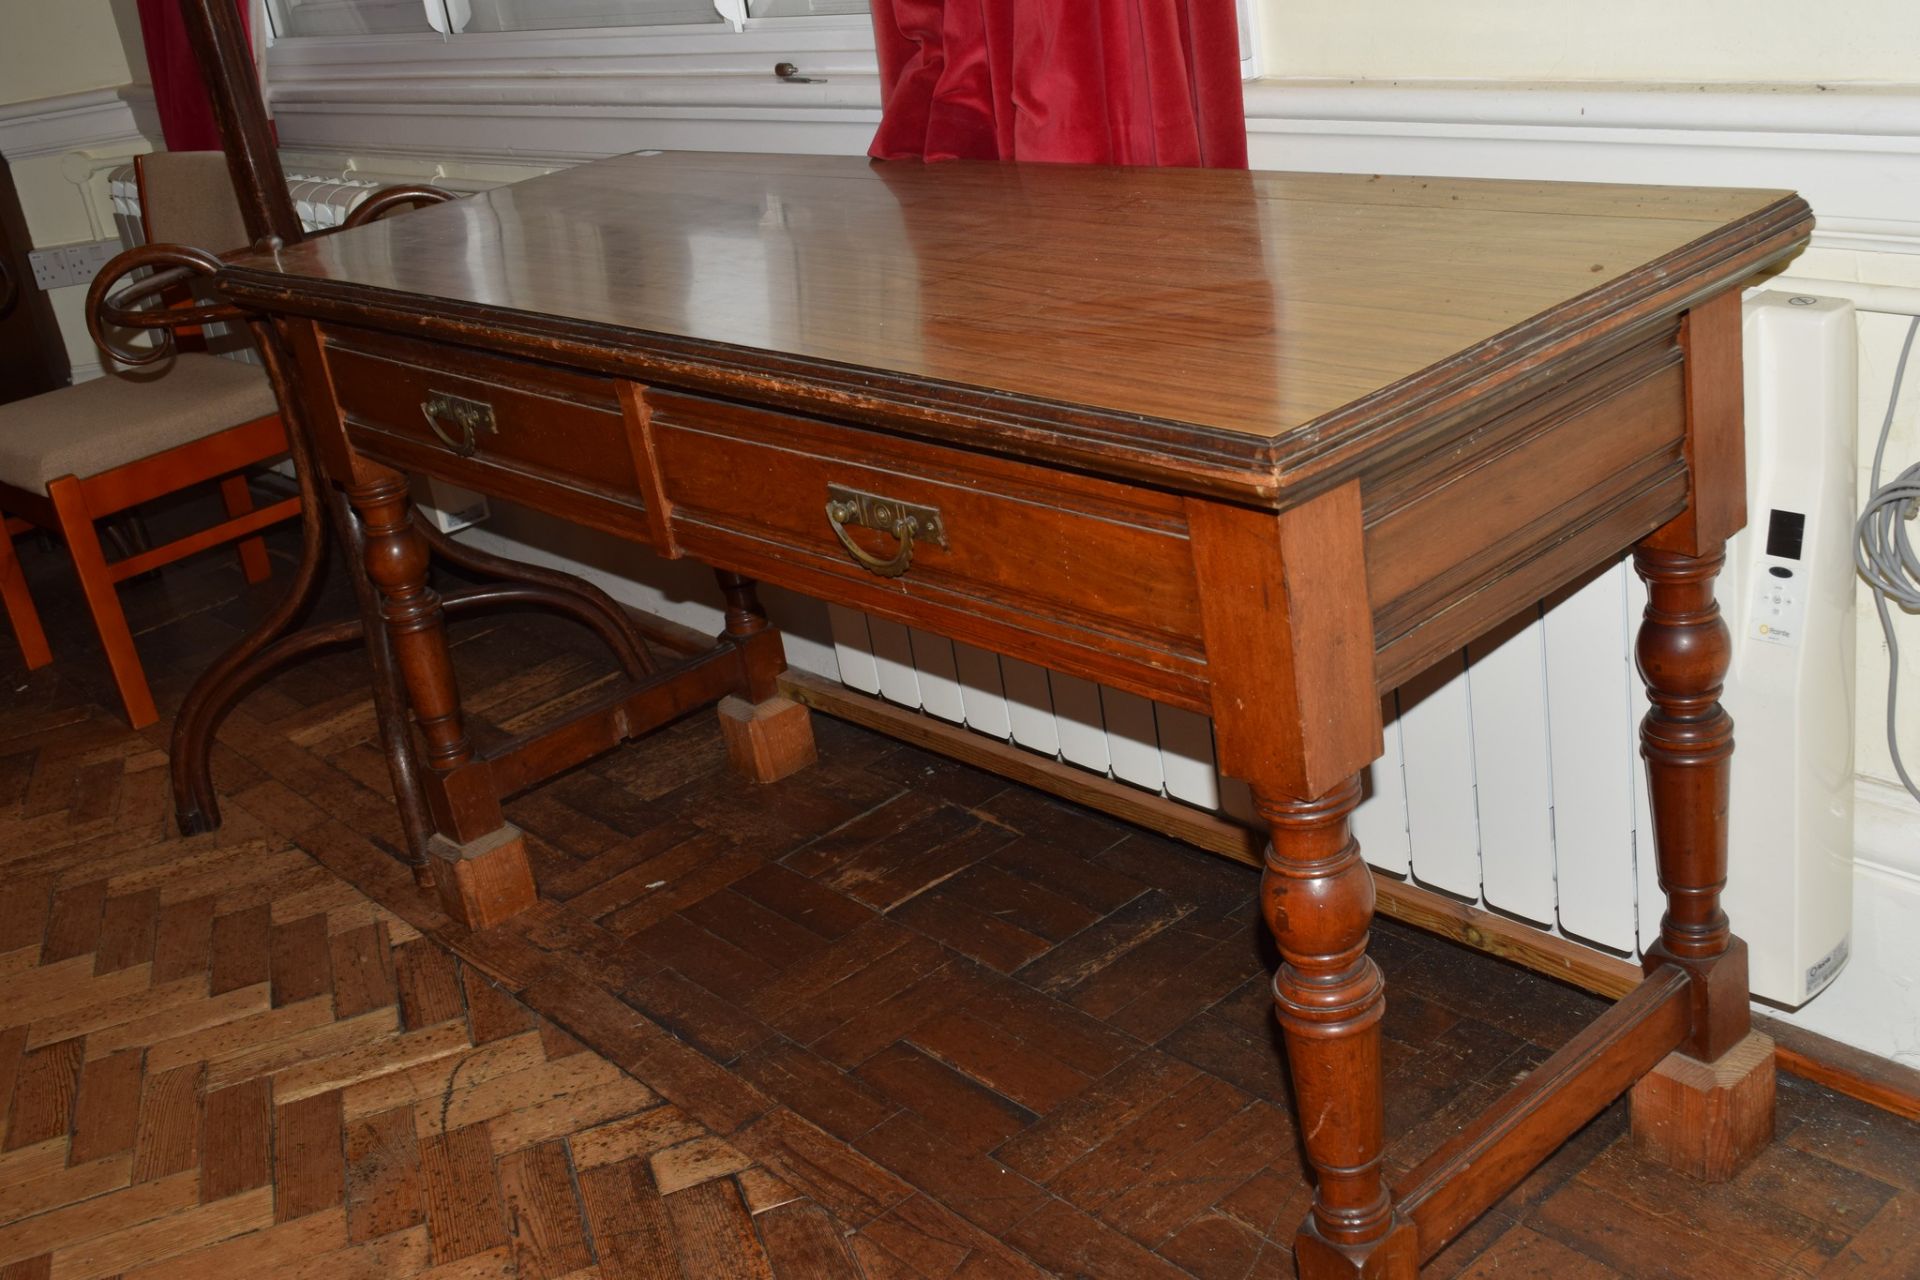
xmin=1750 ymin=508 xmax=1810 ymax=649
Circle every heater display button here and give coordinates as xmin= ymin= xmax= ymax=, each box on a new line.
xmin=1751 ymin=561 xmax=1808 ymax=649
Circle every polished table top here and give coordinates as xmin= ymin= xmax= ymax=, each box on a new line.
xmin=223 ymin=153 xmax=1809 ymax=505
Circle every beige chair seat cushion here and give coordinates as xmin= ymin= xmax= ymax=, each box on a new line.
xmin=0 ymin=354 xmax=279 ymax=492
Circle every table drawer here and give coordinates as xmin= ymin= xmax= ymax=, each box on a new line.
xmin=646 ymin=390 xmax=1208 ymax=705
xmin=323 ymin=328 xmax=650 ymax=539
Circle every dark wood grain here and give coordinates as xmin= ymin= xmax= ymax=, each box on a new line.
xmin=274 ymin=1089 xmax=346 ymax=1222
xmin=202 ymin=1077 xmax=274 ymax=1202
xmin=69 ymin=1049 xmax=144 ymax=1165
xmin=1645 ymin=288 xmax=1748 ymax=558
xmin=420 ymin=1120 xmax=510 ymax=1258
xmin=1395 ymin=966 xmax=1691 ymax=1259
xmin=498 ymin=1139 xmax=595 ymax=1278
xmin=177 ymin=0 xmax=301 ymax=245
xmin=219 ymin=154 xmax=1809 ymax=506
xmin=207 ymin=150 xmax=1820 ymax=1280
xmin=209 ymin=905 xmax=270 ymax=996
xmin=345 ymin=1106 xmax=426 ymax=1242
xmin=329 ymin=328 xmax=650 ymax=543
xmin=4 ymin=1038 xmax=82 ymax=1151
xmin=132 ymin=1063 xmax=203 ymax=1182
xmin=330 ymin=922 xmax=398 ymax=1019
xmin=578 ymin=1158 xmax=680 ymax=1280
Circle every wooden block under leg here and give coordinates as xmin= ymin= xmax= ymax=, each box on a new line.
xmin=1293 ymin=1217 xmax=1419 ymax=1279
xmin=1630 ymin=1029 xmax=1775 ymax=1182
xmin=427 ymin=824 xmax=537 ymax=930
xmin=716 ymin=694 xmax=817 ymax=783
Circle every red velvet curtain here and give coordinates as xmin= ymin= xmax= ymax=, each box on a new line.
xmin=868 ymin=0 xmax=1247 ymax=168
xmin=136 ymin=0 xmax=256 ymax=152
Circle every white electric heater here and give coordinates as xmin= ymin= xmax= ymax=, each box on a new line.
xmin=1720 ymin=293 xmax=1857 ymax=1006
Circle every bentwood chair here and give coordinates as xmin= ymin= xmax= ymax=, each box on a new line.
xmin=0 ymin=152 xmax=295 ymax=728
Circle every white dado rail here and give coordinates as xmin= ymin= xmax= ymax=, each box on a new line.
xmin=0 ymin=85 xmax=159 ymax=164
xmin=1241 ymin=80 xmax=1920 ymax=255
xmin=0 ymin=84 xmax=162 ymax=245
xmin=0 ymin=85 xmax=164 ymax=382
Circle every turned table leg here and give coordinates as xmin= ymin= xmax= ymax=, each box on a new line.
xmin=713 ymin=570 xmax=816 ymax=782
xmin=1259 ymin=779 xmax=1419 ymax=1278
xmin=1629 ymin=544 xmax=1774 ymax=1180
xmin=1184 ymin=484 xmax=1411 ymax=1276
xmin=347 ymin=464 xmax=534 ymax=928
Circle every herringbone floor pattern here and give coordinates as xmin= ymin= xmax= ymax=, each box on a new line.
xmin=0 ymin=720 xmax=857 ymax=1279
xmin=4 ymin=504 xmax=1919 ymax=1278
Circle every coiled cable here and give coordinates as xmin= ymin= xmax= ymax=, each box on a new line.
xmin=1854 ymin=314 xmax=1920 ymax=804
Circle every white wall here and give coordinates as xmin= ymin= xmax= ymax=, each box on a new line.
xmin=0 ymin=0 xmax=156 ymax=378
xmin=1262 ymin=0 xmax=1920 ymax=83
xmin=0 ymin=0 xmax=145 ymax=107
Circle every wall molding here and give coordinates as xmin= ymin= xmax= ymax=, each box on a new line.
xmin=268 ymin=63 xmax=1920 ymax=252
xmin=1243 ymin=80 xmax=1920 ymax=254
xmin=1858 ymin=777 xmax=1920 ymax=885
xmin=0 ymin=85 xmax=159 ymax=163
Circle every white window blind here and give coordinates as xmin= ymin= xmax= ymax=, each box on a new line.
xmin=461 ymin=1 xmax=724 ymax=32
xmin=266 ymin=0 xmax=441 ymax=36
xmin=265 ymin=0 xmax=867 ymax=38
xmin=748 ymin=0 xmax=868 ymax=15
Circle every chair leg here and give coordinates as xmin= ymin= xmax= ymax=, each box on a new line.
xmin=0 ymin=514 xmax=52 ymax=669
xmin=219 ymin=473 xmax=272 ymax=584
xmin=47 ymin=476 xmax=158 ymax=729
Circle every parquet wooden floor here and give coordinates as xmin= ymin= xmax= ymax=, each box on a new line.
xmin=4 ymin=504 xmax=1919 ymax=1279
xmin=0 ymin=715 xmax=849 ymax=1280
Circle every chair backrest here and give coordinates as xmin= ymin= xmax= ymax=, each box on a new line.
xmin=135 ymin=152 xmax=251 ymax=255
xmin=130 ymin=151 xmax=258 ymax=356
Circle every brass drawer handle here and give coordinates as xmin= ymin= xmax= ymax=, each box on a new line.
xmin=421 ymin=390 xmax=495 ymax=457
xmin=825 ymin=484 xmax=946 ymax=579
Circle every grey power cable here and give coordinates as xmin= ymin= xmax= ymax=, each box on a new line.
xmin=1853 ymin=314 xmax=1920 ymax=805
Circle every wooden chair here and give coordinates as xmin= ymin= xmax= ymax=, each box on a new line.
xmin=0 ymin=152 xmax=296 ymax=728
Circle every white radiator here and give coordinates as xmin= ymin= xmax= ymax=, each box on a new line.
xmin=829 ymin=294 xmax=1860 ymax=1007
xmin=107 ymin=165 xmax=377 ymax=241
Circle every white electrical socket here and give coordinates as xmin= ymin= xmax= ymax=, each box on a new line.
xmin=27 ymin=247 xmax=67 ymax=290
xmin=62 ymin=240 xmax=119 ymax=282
xmin=24 ymin=238 xmax=123 ymax=291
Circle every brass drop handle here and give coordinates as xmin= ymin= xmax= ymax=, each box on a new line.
xmin=827 ymin=498 xmax=918 ymax=578
xmin=824 ymin=484 xmax=946 ymax=579
xmin=421 ymin=390 xmax=495 ymax=457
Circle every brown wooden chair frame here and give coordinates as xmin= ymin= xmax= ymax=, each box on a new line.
xmin=0 ymin=157 xmax=298 ymax=728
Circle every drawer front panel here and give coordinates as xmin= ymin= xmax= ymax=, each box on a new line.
xmin=647 ymin=390 xmax=1209 ymax=706
xmin=1364 ymin=330 xmax=1689 ymax=688
xmin=323 ymin=328 xmax=650 ymax=539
